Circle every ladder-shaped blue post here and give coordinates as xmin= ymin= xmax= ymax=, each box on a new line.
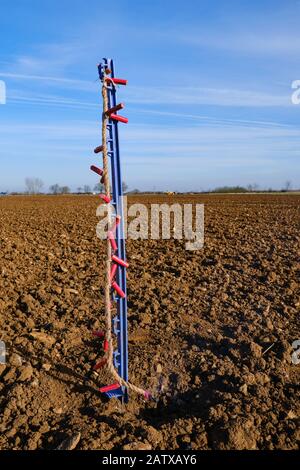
xmin=98 ymin=58 xmax=128 ymax=402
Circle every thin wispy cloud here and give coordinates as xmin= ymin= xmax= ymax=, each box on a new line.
xmin=126 ymin=86 xmax=291 ymax=107
xmin=2 ymin=76 xmax=291 ymax=109
xmin=175 ymin=30 xmax=300 ymax=56
xmin=9 ymin=91 xmax=98 ymax=110
xmin=0 ymin=72 xmax=97 ymax=90
xmin=135 ymin=109 xmax=291 ymax=129
xmin=6 ymin=40 xmax=93 ymax=76
xmin=1 ymin=119 xmax=300 ymax=149
xmin=5 ymin=87 xmax=294 ymax=127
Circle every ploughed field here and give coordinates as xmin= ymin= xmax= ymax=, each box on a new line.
xmin=0 ymin=194 xmax=299 ymax=450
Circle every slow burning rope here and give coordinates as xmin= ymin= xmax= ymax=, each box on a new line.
xmin=101 ymin=72 xmax=150 ymax=399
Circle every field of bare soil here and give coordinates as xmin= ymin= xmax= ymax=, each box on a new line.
xmin=0 ymin=194 xmax=299 ymax=450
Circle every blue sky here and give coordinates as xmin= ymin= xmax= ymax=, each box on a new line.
xmin=0 ymin=0 xmax=300 ymax=192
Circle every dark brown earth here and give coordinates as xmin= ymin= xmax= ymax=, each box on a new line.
xmin=0 ymin=194 xmax=299 ymax=450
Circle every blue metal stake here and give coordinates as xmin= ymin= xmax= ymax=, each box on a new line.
xmin=98 ymin=58 xmax=128 ymax=402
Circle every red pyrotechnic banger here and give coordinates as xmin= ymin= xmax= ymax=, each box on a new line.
xmin=111 ymin=281 xmax=126 ymax=298
xmin=110 ymin=263 xmax=118 ymax=281
xmin=108 ymin=231 xmax=117 ymax=251
xmin=100 ymin=194 xmax=111 ymax=203
xmin=90 ymin=165 xmax=103 ymax=176
xmin=105 ymin=77 xmax=127 ymax=86
xmin=106 ymin=103 xmax=124 ymax=115
xmin=111 ymin=254 xmax=129 ymax=268
xmin=109 ymin=114 xmax=128 ymax=124
xmin=94 ymin=145 xmax=103 ymax=154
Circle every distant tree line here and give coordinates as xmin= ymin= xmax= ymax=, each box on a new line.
xmin=50 ymin=183 xmax=105 ymax=194
xmin=209 ymin=180 xmax=293 ymax=194
xmin=13 ymin=178 xmax=298 ymax=195
xmin=49 ymin=184 xmax=71 ymax=194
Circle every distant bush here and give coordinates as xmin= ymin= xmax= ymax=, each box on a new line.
xmin=49 ymin=184 xmax=70 ymax=194
xmin=211 ymin=186 xmax=248 ymax=193
xmin=127 ymin=189 xmax=141 ymax=194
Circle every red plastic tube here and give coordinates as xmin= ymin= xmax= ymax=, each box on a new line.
xmin=110 ymin=263 xmax=118 ymax=281
xmin=106 ymin=103 xmax=124 ymax=115
xmin=90 ymin=165 xmax=103 ymax=176
xmin=93 ymin=358 xmax=107 ymax=371
xmin=100 ymin=194 xmax=111 ymax=203
xmin=92 ymin=330 xmax=105 ymax=339
xmin=99 ymin=383 xmax=120 ymax=393
xmin=111 ymin=281 xmax=126 ymax=298
xmin=109 ymin=114 xmax=128 ymax=124
xmin=106 ymin=77 xmax=127 ymax=86
xmin=94 ymin=145 xmax=103 ymax=154
xmin=110 ymin=215 xmax=121 ymax=233
xmin=112 ymin=254 xmax=129 ymax=268
xmin=108 ymin=231 xmax=117 ymax=251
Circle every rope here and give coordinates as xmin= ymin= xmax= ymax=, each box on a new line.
xmin=101 ymin=71 xmax=151 ymax=400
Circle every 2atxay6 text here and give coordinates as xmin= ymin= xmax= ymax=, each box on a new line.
xmin=102 ymin=454 xmax=197 ymax=466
